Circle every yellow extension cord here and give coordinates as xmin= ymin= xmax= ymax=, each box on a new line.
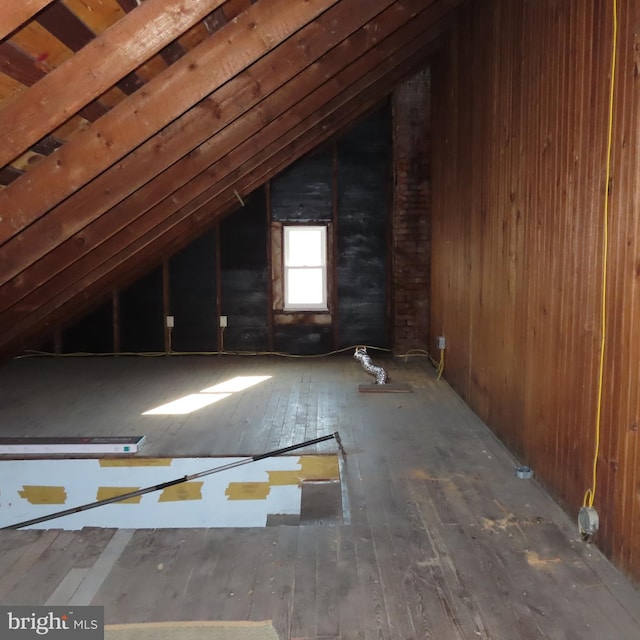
xmin=583 ymin=0 xmax=617 ymax=510
xmin=398 ymin=347 xmax=444 ymax=379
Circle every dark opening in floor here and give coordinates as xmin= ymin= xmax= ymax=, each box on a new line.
xmin=267 ymin=479 xmax=343 ymax=526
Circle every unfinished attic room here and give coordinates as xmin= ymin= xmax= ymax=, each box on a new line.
xmin=3 ymin=0 xmax=640 ymax=638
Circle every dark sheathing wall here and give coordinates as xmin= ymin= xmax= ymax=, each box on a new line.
xmin=337 ymin=104 xmax=391 ymax=349
xmin=119 ymin=267 xmax=164 ymax=353
xmin=62 ymin=300 xmax=114 ymax=353
xmin=271 ymin=145 xmax=333 ymax=221
xmin=169 ymin=230 xmax=217 ymax=352
xmin=271 ymin=144 xmax=334 ymax=355
xmin=220 ymin=191 xmax=269 ymax=352
xmin=273 ymin=322 xmax=333 ymax=356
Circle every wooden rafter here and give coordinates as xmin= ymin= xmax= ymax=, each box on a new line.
xmin=0 ymin=40 xmax=108 ymax=122
xmin=116 ymin=0 xmax=201 ymax=60
xmin=0 ymin=0 xmax=340 ymax=255
xmin=10 ymin=0 xmax=406 ymax=257
xmin=0 ymin=1 xmax=451 ymax=350
xmin=0 ymin=0 xmax=464 ymax=358
xmin=0 ymin=0 xmax=450 ymax=307
xmin=0 ymin=41 xmax=48 ymax=84
xmin=0 ymin=0 xmax=230 ymax=169
xmin=36 ymin=2 xmax=146 ymax=96
xmin=0 ymin=0 xmax=341 ymax=246
xmin=0 ymin=0 xmax=57 ymax=41
xmin=0 ymin=61 xmax=428 ymax=357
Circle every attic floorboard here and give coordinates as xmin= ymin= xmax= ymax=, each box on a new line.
xmin=0 ymin=354 xmax=639 ymax=639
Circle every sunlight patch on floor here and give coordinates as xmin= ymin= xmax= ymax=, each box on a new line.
xmin=142 ymin=375 xmax=271 ymax=415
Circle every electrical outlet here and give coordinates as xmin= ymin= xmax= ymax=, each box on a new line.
xmin=166 ymin=315 xmax=175 ymax=328
xmin=219 ymin=315 xmax=228 ymax=328
xmin=437 ymin=336 xmax=446 ymax=350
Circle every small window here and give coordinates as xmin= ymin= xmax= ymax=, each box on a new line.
xmin=284 ymin=225 xmax=327 ymax=310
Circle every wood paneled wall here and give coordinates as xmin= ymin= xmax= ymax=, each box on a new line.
xmin=431 ymin=0 xmax=640 ymax=583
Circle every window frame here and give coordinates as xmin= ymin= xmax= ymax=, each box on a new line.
xmin=283 ymin=225 xmax=328 ymax=311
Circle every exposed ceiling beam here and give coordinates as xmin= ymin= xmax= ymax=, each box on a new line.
xmin=0 ymin=0 xmax=57 ymax=41
xmin=0 ymin=41 xmax=49 ymax=84
xmin=0 ymin=56 xmax=431 ymax=358
xmin=0 ymin=0 xmax=444 ymax=288
xmin=0 ymin=0 xmax=421 ymax=317
xmin=115 ymin=0 xmax=189 ymax=64
xmin=0 ymin=5 xmax=450 ymax=352
xmin=0 ymin=0 xmax=341 ymax=252
xmin=0 ymin=0 xmax=450 ymax=316
xmin=0 ymin=0 xmax=230 ymax=169
xmin=0 ymin=40 xmax=109 ymax=122
xmin=37 ymin=2 xmax=146 ymax=95
xmin=0 ymin=93 xmax=375 ymax=356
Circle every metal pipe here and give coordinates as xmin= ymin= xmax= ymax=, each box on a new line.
xmin=354 ymin=346 xmax=387 ymax=384
xmin=2 ymin=432 xmax=340 ymax=530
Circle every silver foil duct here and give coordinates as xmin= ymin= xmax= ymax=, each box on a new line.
xmin=354 ymin=346 xmax=388 ymax=384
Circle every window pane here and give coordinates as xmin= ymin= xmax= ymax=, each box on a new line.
xmin=287 ymin=268 xmax=324 ymax=305
xmin=286 ymin=227 xmax=324 ymax=266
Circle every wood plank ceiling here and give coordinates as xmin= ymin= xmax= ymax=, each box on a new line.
xmin=0 ymin=0 xmax=459 ymax=359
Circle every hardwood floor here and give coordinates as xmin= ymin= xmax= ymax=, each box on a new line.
xmin=0 ymin=353 xmax=639 ymax=639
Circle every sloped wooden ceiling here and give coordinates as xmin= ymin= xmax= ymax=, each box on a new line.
xmin=0 ymin=0 xmax=459 ymax=359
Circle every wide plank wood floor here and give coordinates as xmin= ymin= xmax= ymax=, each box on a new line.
xmin=0 ymin=353 xmax=639 ymax=639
